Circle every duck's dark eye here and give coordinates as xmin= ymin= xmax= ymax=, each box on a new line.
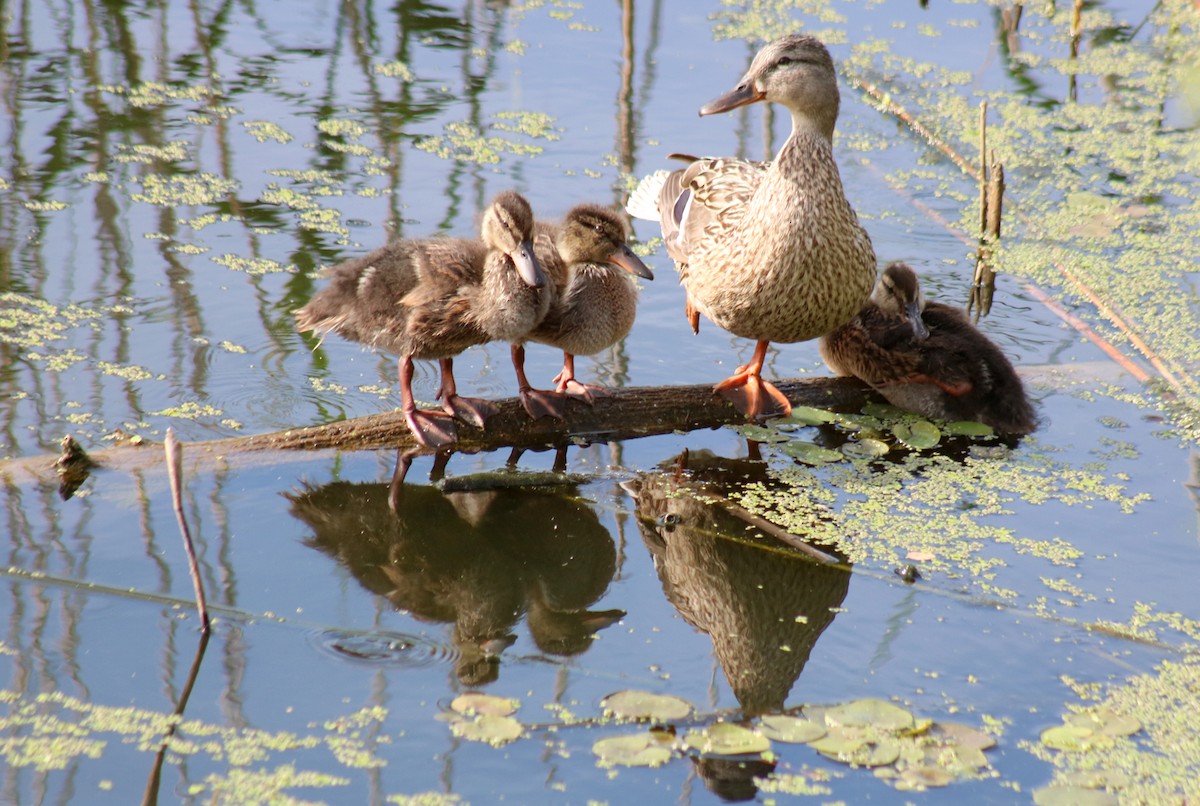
xmin=776 ymin=56 xmax=794 ymax=67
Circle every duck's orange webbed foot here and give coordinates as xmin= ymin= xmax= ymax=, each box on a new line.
xmin=442 ymin=395 xmax=499 ymax=429
xmin=552 ymin=357 xmax=608 ymax=405
xmin=404 ymin=408 xmax=458 ymax=449
xmin=712 ymin=340 xmax=791 ymax=420
xmin=519 ymin=387 xmax=567 ymax=420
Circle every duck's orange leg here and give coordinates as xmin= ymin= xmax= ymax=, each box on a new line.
xmin=685 ymin=295 xmax=701 ymax=335
xmin=552 ymin=353 xmax=607 ymax=404
xmin=712 ymin=340 xmax=792 ymax=419
xmin=437 ymin=357 xmax=499 ymax=428
xmin=511 ymin=344 xmax=566 ymax=420
xmin=399 ymin=356 xmax=458 ymax=449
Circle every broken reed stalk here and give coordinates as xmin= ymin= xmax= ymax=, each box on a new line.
xmin=164 ymin=428 xmax=211 ymax=633
xmin=850 ymin=75 xmax=1193 ymax=396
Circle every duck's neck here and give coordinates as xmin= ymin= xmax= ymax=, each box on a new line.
xmin=786 ymin=111 xmax=835 ymax=148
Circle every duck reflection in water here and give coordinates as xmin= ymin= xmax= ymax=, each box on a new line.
xmin=628 ymin=448 xmax=851 ymax=717
xmin=288 ymin=478 xmax=623 ymax=685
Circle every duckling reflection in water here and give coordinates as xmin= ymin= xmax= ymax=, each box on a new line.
xmin=294 ymin=191 xmax=549 ymax=449
xmin=288 ymin=479 xmax=622 ymax=684
xmin=627 ymin=449 xmax=851 ymax=716
xmin=820 ymin=262 xmax=1036 ymax=435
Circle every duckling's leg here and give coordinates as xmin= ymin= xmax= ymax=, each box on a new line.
xmin=511 ymin=344 xmax=566 ymax=420
xmin=437 ymin=357 xmax=499 ymax=429
xmin=399 ymin=356 xmax=458 ymax=449
xmin=712 ymin=340 xmax=792 ymax=419
xmin=551 ymin=353 xmax=608 ymax=404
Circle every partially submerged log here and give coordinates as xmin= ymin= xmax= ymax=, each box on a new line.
xmin=3 ymin=377 xmax=875 ymax=483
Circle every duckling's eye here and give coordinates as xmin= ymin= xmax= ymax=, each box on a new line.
xmin=776 ymin=56 xmax=794 ymax=67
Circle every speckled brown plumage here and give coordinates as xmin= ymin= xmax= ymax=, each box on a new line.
xmin=524 ymin=204 xmax=653 ymax=403
xmin=820 ymin=262 xmax=1037 ymax=435
xmin=294 ymin=190 xmax=549 ymax=447
xmin=627 ymin=35 xmax=877 ymax=419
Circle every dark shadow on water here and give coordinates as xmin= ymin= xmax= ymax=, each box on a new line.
xmin=627 ymin=448 xmax=852 ymax=719
xmin=287 ymin=477 xmax=623 ymax=686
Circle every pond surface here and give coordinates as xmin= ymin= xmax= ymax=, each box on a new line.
xmin=3 ymin=0 xmax=1200 ymax=803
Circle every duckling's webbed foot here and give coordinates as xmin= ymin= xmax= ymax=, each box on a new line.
xmin=442 ymin=395 xmax=499 ymax=429
xmin=551 ymin=354 xmax=606 ymax=404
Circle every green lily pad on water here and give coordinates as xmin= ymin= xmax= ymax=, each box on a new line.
xmin=1040 ymin=724 xmax=1113 ymax=752
xmin=1032 ymin=785 xmax=1119 ymax=806
xmin=1065 ymin=707 xmax=1142 ymax=738
xmin=864 ymin=402 xmax=910 ymax=420
xmin=758 ymin=714 xmax=826 ymax=744
xmin=600 ymin=690 xmax=693 ymax=722
xmin=894 ymin=764 xmax=955 ymax=789
xmin=450 ymin=692 xmax=519 ymax=717
xmin=931 ymin=721 xmax=997 ymax=751
xmin=842 ymin=437 xmax=890 ymax=460
xmin=810 ymin=727 xmax=901 ymax=767
xmin=592 ymin=732 xmax=675 ymax=768
xmin=735 ymin=424 xmax=790 ymax=443
xmin=942 ymin=420 xmax=995 ymax=437
xmin=779 ymin=406 xmax=838 ymax=426
xmin=892 ymin=420 xmax=941 ymax=450
xmin=779 ymin=441 xmax=843 ymax=465
xmin=825 ymin=698 xmax=915 ymax=731
xmin=450 ymin=714 xmax=523 ymax=746
xmin=681 ymin=722 xmax=772 ymax=756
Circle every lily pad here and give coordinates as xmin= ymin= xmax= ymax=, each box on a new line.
xmin=681 ymin=722 xmax=772 ymax=756
xmin=1040 ymin=724 xmax=1111 ymax=752
xmin=842 ymin=437 xmax=891 ymax=459
xmin=863 ymin=402 xmax=910 ymax=420
xmin=1065 ymin=707 xmax=1142 ymax=738
xmin=600 ymin=690 xmax=693 ymax=722
xmin=942 ymin=420 xmax=995 ymax=437
xmin=735 ymin=424 xmax=790 ymax=443
xmin=758 ymin=714 xmax=826 ymax=744
xmin=810 ymin=728 xmax=901 ymax=767
xmin=780 ymin=406 xmax=838 ymax=426
xmin=892 ymin=420 xmax=941 ymax=450
xmin=896 ymin=765 xmax=955 ymax=789
xmin=825 ymin=698 xmax=915 ymax=731
xmin=450 ymin=692 xmax=519 ymax=717
xmin=450 ymin=714 xmax=523 ymax=746
xmin=931 ymin=721 xmax=997 ymax=750
xmin=592 ymin=732 xmax=674 ymax=768
xmin=1032 ymin=785 xmax=1119 ymax=806
xmin=778 ymin=441 xmax=844 ymax=465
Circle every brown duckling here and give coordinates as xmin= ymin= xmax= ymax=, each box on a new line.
xmin=627 ymin=35 xmax=876 ymax=420
xmin=525 ymin=204 xmax=653 ymax=405
xmin=294 ymin=190 xmax=548 ymax=449
xmin=819 ymin=262 xmax=1036 ymax=435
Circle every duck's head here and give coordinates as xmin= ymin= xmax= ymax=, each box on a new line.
xmin=871 ymin=262 xmax=929 ymax=339
xmin=481 ymin=191 xmax=545 ymax=288
xmin=557 ymin=205 xmax=654 ymax=280
xmin=700 ymin=35 xmax=839 ymax=140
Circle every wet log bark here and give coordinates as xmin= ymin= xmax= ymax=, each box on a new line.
xmin=6 ymin=376 xmax=875 ymax=484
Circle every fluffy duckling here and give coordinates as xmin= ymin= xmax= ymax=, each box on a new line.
xmin=819 ymin=262 xmax=1036 ymax=435
xmin=524 ymin=204 xmax=653 ymax=406
xmin=294 ymin=191 xmax=548 ymax=449
xmin=627 ymin=35 xmax=876 ymax=420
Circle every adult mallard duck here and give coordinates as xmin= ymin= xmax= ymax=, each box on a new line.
xmin=522 ymin=204 xmax=653 ymax=405
xmin=820 ymin=262 xmax=1037 ymax=435
xmin=294 ymin=190 xmax=549 ymax=449
xmin=627 ymin=34 xmax=877 ymax=419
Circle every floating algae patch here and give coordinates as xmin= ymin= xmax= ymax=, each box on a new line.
xmin=213 ymin=254 xmax=297 ymax=276
xmin=729 ymin=438 xmax=1147 ymax=603
xmin=1025 ymin=656 xmax=1200 ymax=804
xmin=243 ymin=120 xmax=293 ymax=144
xmin=131 ymin=173 xmax=238 ymax=207
xmin=416 ymin=113 xmax=559 ymax=166
xmin=0 ymin=294 xmax=104 ymax=351
xmin=0 ymin=690 xmax=398 ymax=802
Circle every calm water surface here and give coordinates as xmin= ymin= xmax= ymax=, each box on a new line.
xmin=2 ymin=0 xmax=1198 ymax=803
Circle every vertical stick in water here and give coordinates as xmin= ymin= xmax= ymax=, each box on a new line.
xmin=164 ymin=427 xmax=211 ymax=632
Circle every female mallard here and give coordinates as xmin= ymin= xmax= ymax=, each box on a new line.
xmin=522 ymin=204 xmax=653 ymax=406
xmin=294 ymin=190 xmax=549 ymax=449
xmin=627 ymin=34 xmax=876 ymax=419
xmin=820 ymin=262 xmax=1036 ymax=435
